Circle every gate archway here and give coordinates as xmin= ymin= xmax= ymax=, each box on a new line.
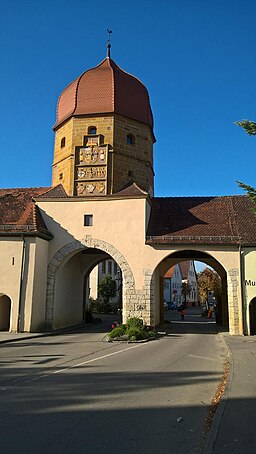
xmin=249 ymin=298 xmax=256 ymax=335
xmin=46 ymin=237 xmax=135 ymax=330
xmin=0 ymin=294 xmax=11 ymax=331
xmin=150 ymin=249 xmax=229 ymax=330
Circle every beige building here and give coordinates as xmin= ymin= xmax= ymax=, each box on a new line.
xmin=1 ymin=53 xmax=256 ymax=335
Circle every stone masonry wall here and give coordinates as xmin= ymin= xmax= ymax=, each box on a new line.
xmin=52 ymin=114 xmax=154 ymax=196
xmin=113 ymin=114 xmax=154 ymax=193
xmin=52 ymin=116 xmax=114 ymax=195
xmin=227 ymin=268 xmax=241 ymax=335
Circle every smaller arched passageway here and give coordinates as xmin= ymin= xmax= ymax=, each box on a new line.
xmin=0 ymin=294 xmax=11 ymax=331
xmin=249 ymin=298 xmax=256 ymax=335
xmin=152 ymin=250 xmax=228 ymax=332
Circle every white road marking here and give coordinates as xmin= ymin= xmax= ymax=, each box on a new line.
xmin=52 ymin=343 xmax=147 ymax=374
xmin=22 ymin=343 xmax=147 ymax=384
xmin=188 ymin=353 xmax=220 ymax=362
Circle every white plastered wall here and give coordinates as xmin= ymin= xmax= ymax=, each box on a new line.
xmin=37 ymin=197 xmax=244 ymax=334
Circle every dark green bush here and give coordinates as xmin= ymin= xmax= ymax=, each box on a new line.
xmin=108 ymin=325 xmax=126 ymax=339
xmin=126 ymin=317 xmax=144 ymax=330
xmin=126 ymin=326 xmax=145 ymax=341
xmin=108 ymin=317 xmax=156 ymax=341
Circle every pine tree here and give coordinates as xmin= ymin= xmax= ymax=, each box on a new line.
xmin=236 ymin=119 xmax=256 ymax=209
xmin=237 ymin=181 xmax=256 ymax=212
xmin=235 ymin=120 xmax=256 ymax=136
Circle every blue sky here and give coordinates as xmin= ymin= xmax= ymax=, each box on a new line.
xmin=1 ymin=0 xmax=256 ymax=196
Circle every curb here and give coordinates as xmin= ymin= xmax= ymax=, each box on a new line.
xmin=203 ymin=333 xmax=234 ymax=454
xmin=0 ymin=322 xmax=102 ymax=345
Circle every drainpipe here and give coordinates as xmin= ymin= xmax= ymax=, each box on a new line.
xmin=17 ymin=234 xmax=26 ymax=332
xmin=239 ymin=243 xmax=247 ymax=335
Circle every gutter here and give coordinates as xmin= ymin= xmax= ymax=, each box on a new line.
xmin=239 ymin=243 xmax=247 ymax=335
xmin=17 ymin=234 xmax=26 ymax=332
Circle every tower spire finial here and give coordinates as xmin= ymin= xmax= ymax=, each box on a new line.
xmin=107 ymin=29 xmax=112 ymax=58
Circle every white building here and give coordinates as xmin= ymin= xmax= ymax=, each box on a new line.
xmin=164 ymin=264 xmax=183 ymax=306
xmin=180 ymin=261 xmax=199 ymax=306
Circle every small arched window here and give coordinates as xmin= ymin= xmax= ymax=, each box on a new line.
xmin=61 ymin=137 xmax=66 ymax=148
xmin=127 ymin=134 xmax=135 ymax=145
xmin=88 ymin=126 xmax=97 ymax=135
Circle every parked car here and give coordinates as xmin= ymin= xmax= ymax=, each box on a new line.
xmin=168 ymin=302 xmax=177 ymax=310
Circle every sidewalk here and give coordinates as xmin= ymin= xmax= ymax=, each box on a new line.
xmin=205 ymin=333 xmax=256 ymax=453
xmin=0 ymin=314 xmax=117 ymax=344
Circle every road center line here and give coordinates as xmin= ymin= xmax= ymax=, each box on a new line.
xmin=52 ymin=343 xmax=146 ymax=374
xmin=21 ymin=343 xmax=147 ymax=385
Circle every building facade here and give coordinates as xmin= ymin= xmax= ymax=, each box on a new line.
xmin=1 ymin=54 xmax=256 ymax=335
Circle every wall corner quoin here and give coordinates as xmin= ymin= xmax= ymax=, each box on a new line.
xmin=227 ymin=268 xmax=243 ymax=335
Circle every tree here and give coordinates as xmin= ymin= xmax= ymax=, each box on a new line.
xmin=197 ymin=268 xmax=221 ymax=306
xmin=235 ymin=120 xmax=256 ymax=136
xmin=98 ymin=274 xmax=117 ymax=311
xmin=237 ymin=181 xmax=256 ymax=213
xmin=236 ymin=119 xmax=256 ymax=210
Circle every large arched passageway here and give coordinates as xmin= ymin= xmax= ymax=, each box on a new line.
xmin=46 ymin=238 xmax=135 ymax=330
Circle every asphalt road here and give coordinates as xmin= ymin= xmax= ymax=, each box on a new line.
xmin=0 ymin=312 xmax=227 ymax=454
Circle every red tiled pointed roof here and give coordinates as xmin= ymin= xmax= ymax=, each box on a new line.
xmin=114 ymin=181 xmax=149 ymax=197
xmin=54 ymin=57 xmax=154 ymax=131
xmin=37 ymin=184 xmax=68 ymax=198
xmin=164 ymin=266 xmax=175 ymax=278
xmin=179 ymin=262 xmax=190 ymax=279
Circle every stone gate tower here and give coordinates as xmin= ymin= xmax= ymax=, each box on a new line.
xmin=52 ymin=56 xmax=155 ymax=197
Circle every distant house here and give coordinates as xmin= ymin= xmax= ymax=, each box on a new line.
xmin=164 ymin=263 xmax=183 ymax=306
xmin=164 ymin=261 xmax=198 ymax=307
xmin=179 ymin=261 xmax=198 ymax=306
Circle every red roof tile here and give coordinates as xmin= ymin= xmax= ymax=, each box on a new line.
xmin=0 ymin=187 xmax=52 ymax=238
xmin=54 ymin=58 xmax=154 ymax=131
xmin=146 ymin=196 xmax=256 ymax=246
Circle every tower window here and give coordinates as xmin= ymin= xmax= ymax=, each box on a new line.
xmin=59 ymin=173 xmax=63 ymax=180
xmin=127 ymin=134 xmax=135 ymax=145
xmin=61 ymin=137 xmax=66 ymax=148
xmin=84 ymin=214 xmax=93 ymax=226
xmin=88 ymin=126 xmax=97 ymax=135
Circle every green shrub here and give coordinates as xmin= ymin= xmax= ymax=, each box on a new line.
xmin=108 ymin=325 xmax=126 ymax=339
xmin=145 ymin=330 xmax=156 ymax=338
xmin=108 ymin=316 xmax=156 ymax=341
xmin=126 ymin=317 xmax=144 ymax=330
xmin=126 ymin=326 xmax=145 ymax=341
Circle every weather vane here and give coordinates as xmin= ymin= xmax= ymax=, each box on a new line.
xmin=107 ymin=29 xmax=112 ymax=58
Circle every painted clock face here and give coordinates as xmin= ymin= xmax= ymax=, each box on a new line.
xmin=78 ymin=169 xmax=86 ymax=179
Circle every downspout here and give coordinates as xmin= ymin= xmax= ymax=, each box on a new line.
xmin=239 ymin=243 xmax=247 ymax=335
xmin=17 ymin=234 xmax=26 ymax=332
